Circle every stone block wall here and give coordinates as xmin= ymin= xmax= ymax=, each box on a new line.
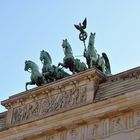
xmin=0 ymin=112 xmax=6 ymax=131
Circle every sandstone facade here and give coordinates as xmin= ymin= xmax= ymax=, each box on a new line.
xmin=1 ymin=67 xmax=140 ymax=140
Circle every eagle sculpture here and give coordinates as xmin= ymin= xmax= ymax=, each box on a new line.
xmin=74 ymin=18 xmax=87 ymax=33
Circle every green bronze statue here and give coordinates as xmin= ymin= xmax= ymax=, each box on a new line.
xmin=24 ymin=18 xmax=112 ymax=91
xmin=84 ymin=32 xmax=111 ymax=76
xmin=40 ymin=50 xmax=70 ymax=82
xmin=58 ymin=39 xmax=87 ymax=74
xmin=24 ymin=60 xmax=46 ymax=90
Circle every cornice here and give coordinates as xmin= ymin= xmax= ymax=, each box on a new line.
xmin=1 ymin=68 xmax=106 ymax=109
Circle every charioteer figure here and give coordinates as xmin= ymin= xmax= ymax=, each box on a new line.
xmin=74 ymin=18 xmax=111 ymax=76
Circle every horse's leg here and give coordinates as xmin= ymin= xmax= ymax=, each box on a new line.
xmin=81 ymin=62 xmax=87 ymax=71
xmin=42 ymin=76 xmax=47 ymax=84
xmin=97 ymin=57 xmax=105 ymax=73
xmin=43 ymin=71 xmax=50 ymax=77
xmin=72 ymin=67 xmax=76 ymax=74
xmin=25 ymin=81 xmax=35 ymax=91
xmin=43 ymin=72 xmax=53 ymax=82
xmin=84 ymin=51 xmax=90 ymax=69
xmin=90 ymin=58 xmax=93 ymax=68
xmin=102 ymin=62 xmax=106 ymax=74
xmin=87 ymin=60 xmax=90 ymax=69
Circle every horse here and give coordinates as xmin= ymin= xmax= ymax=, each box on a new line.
xmin=24 ymin=60 xmax=45 ymax=90
xmin=84 ymin=32 xmax=111 ymax=76
xmin=40 ymin=50 xmax=70 ymax=82
xmin=58 ymin=39 xmax=87 ymax=74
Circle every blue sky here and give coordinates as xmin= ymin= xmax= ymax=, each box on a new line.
xmin=0 ymin=0 xmax=140 ymax=112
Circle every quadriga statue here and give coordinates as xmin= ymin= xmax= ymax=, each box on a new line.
xmin=24 ymin=60 xmax=46 ymax=90
xmin=58 ymin=39 xmax=87 ymax=74
xmin=84 ymin=32 xmax=111 ymax=76
xmin=40 ymin=50 xmax=70 ymax=82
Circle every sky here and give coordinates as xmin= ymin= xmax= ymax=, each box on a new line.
xmin=0 ymin=0 xmax=140 ymax=112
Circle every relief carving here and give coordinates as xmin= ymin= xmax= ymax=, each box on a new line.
xmin=125 ymin=112 xmax=133 ymax=129
xmin=134 ymin=110 xmax=140 ymax=127
xmin=87 ymin=122 xmax=102 ymax=140
xmin=110 ymin=116 xmax=124 ymax=133
xmin=12 ymin=86 xmax=87 ymax=125
xmin=46 ymin=135 xmax=54 ymax=140
xmin=102 ymin=119 xmax=109 ymax=136
xmin=46 ymin=131 xmax=66 ymax=140
xmin=11 ymin=108 xmax=140 ymax=139
xmin=70 ymin=128 xmax=78 ymax=140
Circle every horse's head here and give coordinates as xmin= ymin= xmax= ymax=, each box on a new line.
xmin=24 ymin=60 xmax=32 ymax=71
xmin=40 ymin=50 xmax=52 ymax=64
xmin=62 ymin=39 xmax=73 ymax=56
xmin=62 ymin=39 xmax=69 ymax=49
xmin=89 ymin=32 xmax=96 ymax=46
xmin=40 ymin=50 xmax=46 ymax=62
xmin=24 ymin=60 xmax=39 ymax=72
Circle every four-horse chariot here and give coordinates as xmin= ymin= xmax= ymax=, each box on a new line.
xmin=25 ymin=19 xmax=111 ymax=90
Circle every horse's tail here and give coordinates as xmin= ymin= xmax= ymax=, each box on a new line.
xmin=102 ymin=52 xmax=111 ymax=75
